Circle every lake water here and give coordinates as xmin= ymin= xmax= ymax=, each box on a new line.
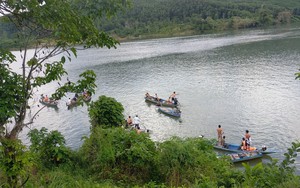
xmin=15 ymin=26 xmax=300 ymax=171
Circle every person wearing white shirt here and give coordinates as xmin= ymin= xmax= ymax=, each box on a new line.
xmin=133 ymin=115 xmax=140 ymax=129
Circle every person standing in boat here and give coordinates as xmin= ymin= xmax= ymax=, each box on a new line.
xmin=217 ymin=125 xmax=224 ymax=145
xmin=155 ymin=93 xmax=162 ymax=105
xmin=245 ymin=130 xmax=251 ymax=150
xmin=169 ymin=91 xmax=177 ymax=102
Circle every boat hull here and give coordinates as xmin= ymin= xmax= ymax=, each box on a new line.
xmin=67 ymin=101 xmax=77 ymax=109
xmin=214 ymin=143 xmax=276 ymax=154
xmin=158 ymin=107 xmax=181 ymax=117
xmin=39 ymin=99 xmax=58 ymax=107
xmin=228 ymin=151 xmax=263 ymax=163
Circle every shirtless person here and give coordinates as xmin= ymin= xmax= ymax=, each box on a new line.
xmin=145 ymin=92 xmax=151 ymax=98
xmin=169 ymin=91 xmax=177 ymax=102
xmin=155 ymin=93 xmax=160 ymax=102
xmin=217 ymin=125 xmax=224 ymax=145
xmin=220 ymin=136 xmax=227 ymax=148
xmin=127 ymin=116 xmax=133 ymax=128
xmin=44 ymin=95 xmax=49 ymax=102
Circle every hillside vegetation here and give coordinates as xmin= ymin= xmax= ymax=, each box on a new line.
xmin=1 ymin=0 xmax=300 ymax=47
xmin=101 ymin=0 xmax=300 ymax=40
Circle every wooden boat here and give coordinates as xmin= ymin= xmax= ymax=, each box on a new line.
xmin=145 ymin=96 xmax=178 ymax=107
xmin=227 ymin=151 xmax=263 ymax=163
xmin=158 ymin=107 xmax=181 ymax=117
xmin=39 ymin=99 xmax=58 ymax=107
xmin=82 ymin=95 xmax=91 ymax=102
xmin=214 ymin=143 xmax=276 ymax=154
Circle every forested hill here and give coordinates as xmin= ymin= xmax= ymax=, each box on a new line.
xmin=1 ymin=0 xmax=300 ymax=47
xmin=101 ymin=0 xmax=300 ymax=40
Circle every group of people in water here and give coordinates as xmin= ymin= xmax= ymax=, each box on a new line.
xmin=145 ymin=91 xmax=179 ymax=105
xmin=217 ymin=125 xmax=254 ymax=151
xmin=125 ymin=115 xmax=149 ymax=134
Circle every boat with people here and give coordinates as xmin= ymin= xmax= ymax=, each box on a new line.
xmin=158 ymin=107 xmax=181 ymax=117
xmin=66 ymin=91 xmax=91 ymax=109
xmin=83 ymin=95 xmax=91 ymax=102
xmin=214 ymin=143 xmax=276 ymax=155
xmin=144 ymin=96 xmax=178 ymax=107
xmin=39 ymin=95 xmax=58 ymax=107
xmin=66 ymin=93 xmax=79 ymax=109
xmin=66 ymin=99 xmax=77 ymax=109
xmin=81 ymin=90 xmax=92 ymax=102
xmin=39 ymin=98 xmax=58 ymax=107
xmin=227 ymin=150 xmax=263 ymax=163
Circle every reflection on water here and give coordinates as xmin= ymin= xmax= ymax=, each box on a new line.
xmin=15 ymin=27 xmax=300 ymax=172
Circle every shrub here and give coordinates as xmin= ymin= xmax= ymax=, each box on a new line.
xmin=79 ymin=127 xmax=157 ymax=184
xmin=156 ymin=136 xmax=240 ymax=187
xmin=28 ymin=127 xmax=72 ymax=169
xmin=0 ymin=139 xmax=32 ymax=187
xmin=88 ymin=95 xmax=124 ymax=129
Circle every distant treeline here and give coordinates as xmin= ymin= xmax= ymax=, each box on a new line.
xmin=1 ymin=0 xmax=300 ymax=47
xmin=102 ymin=0 xmax=300 ymax=40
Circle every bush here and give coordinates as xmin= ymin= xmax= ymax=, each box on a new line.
xmin=88 ymin=95 xmax=124 ymax=129
xmin=156 ymin=136 xmax=241 ymax=187
xmin=79 ymin=127 xmax=158 ymax=185
xmin=28 ymin=128 xmax=72 ymax=169
xmin=0 ymin=139 xmax=32 ymax=187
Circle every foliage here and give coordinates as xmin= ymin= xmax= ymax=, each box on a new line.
xmin=79 ymin=127 xmax=157 ymax=185
xmin=0 ymin=61 xmax=23 ymax=128
xmin=2 ymin=0 xmax=300 ymax=43
xmin=295 ymin=70 xmax=300 ymax=80
xmin=0 ymin=0 xmax=128 ymax=186
xmin=0 ymin=138 xmax=32 ymax=187
xmin=280 ymin=142 xmax=300 ymax=173
xmin=88 ymin=95 xmax=125 ymax=128
xmin=0 ymin=0 xmax=127 ymax=138
xmin=1 ymin=127 xmax=298 ymax=187
xmin=156 ymin=136 xmax=242 ymax=187
xmin=241 ymin=141 xmax=300 ymax=188
xmin=28 ymin=127 xmax=72 ymax=169
xmin=97 ymin=0 xmax=300 ymax=40
xmin=26 ymin=168 xmax=119 ymax=188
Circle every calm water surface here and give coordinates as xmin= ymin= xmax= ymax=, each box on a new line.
xmin=16 ymin=27 xmax=300 ymax=170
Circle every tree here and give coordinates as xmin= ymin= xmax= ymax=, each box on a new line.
xmin=0 ymin=0 xmax=129 ymax=186
xmin=88 ymin=95 xmax=124 ymax=129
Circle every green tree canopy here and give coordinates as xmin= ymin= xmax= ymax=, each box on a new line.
xmin=88 ymin=95 xmax=124 ymax=128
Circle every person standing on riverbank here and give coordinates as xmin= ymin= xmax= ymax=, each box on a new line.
xmin=133 ymin=115 xmax=140 ymax=129
xmin=126 ymin=116 xmax=133 ymax=128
